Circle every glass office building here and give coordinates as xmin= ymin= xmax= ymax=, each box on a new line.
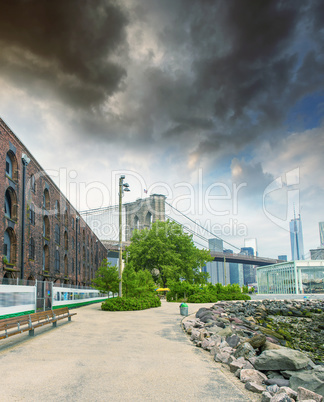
xmin=257 ymin=260 xmax=324 ymax=294
xmin=290 ymin=216 xmax=304 ymax=260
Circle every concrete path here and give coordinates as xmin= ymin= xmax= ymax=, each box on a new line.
xmin=0 ymin=301 xmax=258 ymax=401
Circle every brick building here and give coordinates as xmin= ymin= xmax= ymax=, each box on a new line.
xmin=0 ymin=118 xmax=107 ymax=285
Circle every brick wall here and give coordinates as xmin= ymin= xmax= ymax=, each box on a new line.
xmin=0 ymin=118 xmax=107 ymax=285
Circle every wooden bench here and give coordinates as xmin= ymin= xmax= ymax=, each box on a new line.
xmin=0 ymin=307 xmax=77 ymax=339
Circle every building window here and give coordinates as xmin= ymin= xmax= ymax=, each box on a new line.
xmin=55 ymin=224 xmax=60 ymax=244
xmin=64 ymin=209 xmax=68 ymax=227
xmin=4 ymin=190 xmax=11 ymax=219
xmin=64 ymin=255 xmax=68 ymax=276
xmin=43 ymin=216 xmax=50 ymax=239
xmin=43 ymin=245 xmax=49 ymax=271
xmin=72 ymin=217 xmax=74 ymax=230
xmin=83 ymin=229 xmax=85 ymax=243
xmin=83 ymin=246 xmax=85 ymax=261
xmin=29 ymin=204 xmax=35 ymax=225
xmin=4 ymin=187 xmax=18 ymax=221
xmin=72 ymin=258 xmax=74 ymax=273
xmin=3 ymin=228 xmax=17 ymax=264
xmin=64 ymin=231 xmax=68 ymax=250
xmin=5 ymin=151 xmax=18 ymax=181
xmin=6 ymin=154 xmax=12 ymax=177
xmin=4 ymin=230 xmax=11 ymax=262
xmin=29 ymin=237 xmax=35 ymax=260
xmin=31 ymin=174 xmax=36 ymax=192
xmin=55 ymin=250 xmax=60 ymax=273
xmin=55 ymin=200 xmax=60 ymax=219
xmin=43 ymin=189 xmax=50 ymax=210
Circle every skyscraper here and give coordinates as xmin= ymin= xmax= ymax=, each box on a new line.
xmin=240 ymin=247 xmax=256 ymax=285
xmin=319 ymin=222 xmax=324 ymax=247
xmin=289 ymin=215 xmax=304 ymax=260
xmin=208 ymin=238 xmax=223 ymax=252
xmin=244 ymin=238 xmax=258 ymax=256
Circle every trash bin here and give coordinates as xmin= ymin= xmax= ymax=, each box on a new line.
xmin=179 ymin=303 xmax=188 ymax=316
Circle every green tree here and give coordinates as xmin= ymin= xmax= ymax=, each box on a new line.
xmin=91 ymin=259 xmax=119 ymax=295
xmin=125 ymin=220 xmax=212 ymax=286
xmin=122 ymin=265 xmax=156 ymax=298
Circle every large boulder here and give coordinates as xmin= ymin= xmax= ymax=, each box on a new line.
xmin=245 ymin=382 xmax=266 ymax=394
xmin=214 ymin=351 xmax=231 ymax=364
xmin=249 ymin=334 xmax=267 ymax=349
xmin=289 ymin=369 xmax=324 ymax=397
xmin=240 ymin=369 xmax=267 ymax=384
xmin=297 ymin=386 xmax=323 ymax=401
xmin=234 ymin=342 xmax=256 ymax=360
xmin=254 ymin=349 xmax=310 ymax=371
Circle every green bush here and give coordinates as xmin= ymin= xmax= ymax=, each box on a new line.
xmin=187 ymin=292 xmax=218 ymax=303
xmin=167 ymin=281 xmax=251 ymax=303
xmin=101 ymin=295 xmax=161 ymax=311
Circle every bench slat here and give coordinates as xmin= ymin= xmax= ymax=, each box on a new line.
xmin=0 ymin=307 xmax=77 ymax=340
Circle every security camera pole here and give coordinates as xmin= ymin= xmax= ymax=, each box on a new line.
xmin=118 ymin=175 xmax=130 ymax=297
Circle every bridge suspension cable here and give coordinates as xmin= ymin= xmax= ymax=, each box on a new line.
xmin=165 ymin=215 xmax=210 ymax=249
xmin=165 ymin=201 xmax=240 ymax=251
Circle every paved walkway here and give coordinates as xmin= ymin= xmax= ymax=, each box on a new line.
xmin=0 ymin=301 xmax=258 ymax=401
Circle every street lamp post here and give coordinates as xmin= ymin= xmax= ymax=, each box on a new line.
xmin=118 ymin=175 xmax=130 ymax=297
xmin=21 ymin=153 xmax=30 ymax=280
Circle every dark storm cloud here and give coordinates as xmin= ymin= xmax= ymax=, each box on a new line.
xmin=1 ymin=0 xmax=323 ymax=158
xmin=0 ymin=0 xmax=128 ymax=108
xmin=98 ymin=0 xmax=323 ymax=160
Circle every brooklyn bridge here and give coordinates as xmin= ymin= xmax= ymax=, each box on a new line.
xmin=80 ymin=194 xmax=282 ymax=267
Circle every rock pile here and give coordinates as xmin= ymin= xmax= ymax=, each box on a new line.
xmin=182 ymin=300 xmax=324 ymax=401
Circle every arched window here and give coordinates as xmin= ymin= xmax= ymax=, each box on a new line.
xmin=4 ymin=187 xmax=18 ymax=221
xmin=134 ymin=215 xmax=140 ymax=230
xmin=55 ymin=250 xmax=60 ymax=273
xmin=30 ymin=174 xmax=36 ymax=192
xmin=145 ymin=212 xmax=152 ymax=228
xmin=4 ymin=230 xmax=11 ymax=262
xmin=64 ymin=231 xmax=68 ymax=250
xmin=5 ymin=151 xmax=18 ymax=181
xmin=83 ymin=246 xmax=85 ymax=261
xmin=43 ymin=189 xmax=50 ymax=210
xmin=72 ymin=258 xmax=74 ymax=273
xmin=4 ymin=190 xmax=11 ymax=219
xmin=43 ymin=245 xmax=49 ymax=271
xmin=83 ymin=229 xmax=85 ymax=243
xmin=64 ymin=255 xmax=68 ymax=276
xmin=3 ymin=228 xmax=17 ymax=264
xmin=43 ymin=216 xmax=50 ymax=239
xmin=72 ymin=217 xmax=74 ymax=230
xmin=64 ymin=209 xmax=68 ymax=227
xmin=29 ymin=203 xmax=35 ymax=225
xmin=55 ymin=200 xmax=60 ymax=219
xmin=29 ymin=237 xmax=35 ymax=260
xmin=55 ymin=224 xmax=60 ymax=244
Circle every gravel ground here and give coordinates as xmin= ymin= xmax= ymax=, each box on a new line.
xmin=0 ymin=301 xmax=260 ymax=402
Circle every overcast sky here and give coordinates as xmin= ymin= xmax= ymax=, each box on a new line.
xmin=1 ymin=0 xmax=323 ymax=258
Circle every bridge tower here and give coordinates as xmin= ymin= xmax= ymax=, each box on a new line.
xmin=125 ymin=194 xmax=166 ymax=241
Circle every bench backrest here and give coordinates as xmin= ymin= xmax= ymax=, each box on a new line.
xmin=53 ymin=307 xmax=69 ymax=316
xmin=29 ymin=310 xmax=55 ymax=324
xmin=0 ymin=314 xmax=31 ymax=331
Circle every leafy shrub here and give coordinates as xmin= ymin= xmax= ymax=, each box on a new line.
xmin=187 ymin=292 xmax=218 ymax=303
xmin=101 ymin=295 xmax=161 ymax=311
xmin=167 ymin=281 xmax=251 ymax=303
